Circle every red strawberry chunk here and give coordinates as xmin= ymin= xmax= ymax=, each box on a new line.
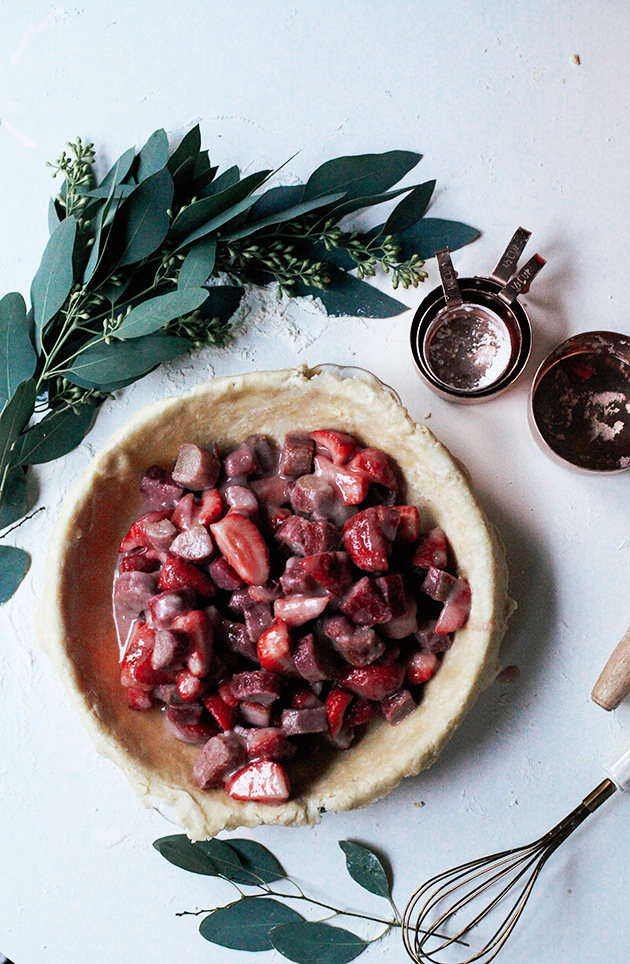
xmin=412 ymin=527 xmax=448 ymax=571
xmin=381 ymin=688 xmax=416 ymax=725
xmin=275 ymin=515 xmax=342 ymax=556
xmin=159 ymin=555 xmax=215 ymax=597
xmin=314 ymin=455 xmax=369 ymax=505
xmin=245 ymin=727 xmax=296 ymax=762
xmin=197 ymin=488 xmax=225 ymax=526
xmin=306 ymin=551 xmax=353 ymax=596
xmin=172 ymin=443 xmax=220 ymax=490
xmin=210 ymin=511 xmax=270 ymax=585
xmin=225 ymin=760 xmax=290 ymax=804
xmin=348 ymin=447 xmax=398 ymax=492
xmin=126 ymin=686 xmax=154 ymax=711
xmin=248 ymin=581 xmax=283 ymax=603
xmin=176 ymin=669 xmax=207 ymax=702
xmin=405 ymin=650 xmax=439 ymax=685
xmin=325 ymin=687 xmax=354 ymax=738
xmin=218 ymin=678 xmax=240 ymax=707
xmin=434 ymin=577 xmax=471 ymax=633
xmin=231 ymin=670 xmax=282 ymax=705
xmin=339 ymin=662 xmax=405 ymax=701
xmin=345 ymin=698 xmax=379 ymax=728
xmin=287 ymin=683 xmax=324 ymax=708
xmin=170 ymin=524 xmax=214 ymax=563
xmin=309 ymin=429 xmax=358 ymax=465
xmin=422 ymin=567 xmax=457 ymax=603
xmin=281 ymin=706 xmax=328 ymax=735
xmin=151 ymin=629 xmax=188 ymax=670
xmin=120 ymin=549 xmax=160 ymax=573
xmin=121 ymin=623 xmax=173 ymax=689
xmin=193 ymin=732 xmax=248 ymax=789
xmin=274 ymin=594 xmax=331 ymax=627
xmin=165 ymin=717 xmax=219 ymax=745
xmin=375 ymin=574 xmax=406 ymax=619
xmin=171 ymin=609 xmax=213 ymax=677
xmin=340 ymin=576 xmax=391 ymax=626
xmin=225 ymin=485 xmax=259 ymax=518
xmin=171 ymin=492 xmax=198 ymax=531
xmin=279 ymin=431 xmax=315 ymax=478
xmin=139 ymin=465 xmax=184 ymax=508
xmin=392 ymin=505 xmax=421 ymax=543
xmin=324 ymin=614 xmax=386 ymax=666
xmin=342 ymin=507 xmax=399 ymax=572
xmin=257 ymin=619 xmax=296 ymax=675
xmin=119 ymin=509 xmax=174 ymax=553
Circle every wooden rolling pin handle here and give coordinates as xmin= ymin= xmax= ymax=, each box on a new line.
xmin=592 ymin=626 xmax=630 ymax=710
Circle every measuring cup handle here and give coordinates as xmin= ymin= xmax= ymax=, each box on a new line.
xmin=592 ymin=625 xmax=630 ymax=710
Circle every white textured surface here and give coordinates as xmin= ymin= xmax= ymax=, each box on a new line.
xmin=1 ymin=3 xmax=630 ymax=962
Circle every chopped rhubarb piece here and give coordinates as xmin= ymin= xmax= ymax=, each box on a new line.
xmin=257 ymin=619 xmax=296 ymax=675
xmin=345 ymin=698 xmax=379 ymax=728
xmin=338 ymin=662 xmax=405 ymax=701
xmin=225 ymin=760 xmax=290 ymax=804
xmin=209 ymin=555 xmax=245 ymax=590
xmin=325 ymin=687 xmax=354 ymax=738
xmin=239 ymin=701 xmax=272 ymax=727
xmin=248 ymin=581 xmax=283 ymax=603
xmin=281 ymin=706 xmax=328 ymax=735
xmin=142 ymin=517 xmax=177 ymax=552
xmin=193 ymin=732 xmax=248 ymax=789
xmin=290 ymin=474 xmax=336 ymax=516
xmin=225 ymin=484 xmax=259 ymax=517
xmin=126 ymin=686 xmax=154 ymax=710
xmin=171 ymin=492 xmax=198 ymax=531
xmin=197 ymin=488 xmax=224 ymax=526
xmin=203 ymin=693 xmax=238 ymax=730
xmin=245 ymin=727 xmax=296 ymax=762
xmin=176 ymin=669 xmax=207 ymax=702
xmin=381 ymin=688 xmax=416 ymax=725
xmin=170 ymin=524 xmax=214 ymax=563
xmin=405 ymin=650 xmax=439 ymax=685
xmin=412 ymin=527 xmax=448 ymax=571
xmin=279 ymin=431 xmax=315 ymax=478
xmin=414 ymin=622 xmax=452 ymax=653
xmin=287 ymin=683 xmax=324 ymax=708
xmin=165 ymin=716 xmax=219 ymax=745
xmin=380 ymin=597 xmax=419 ymax=639
xmin=244 ymin=601 xmax=274 ymax=643
xmin=251 ymin=475 xmax=291 ymax=508
xmin=120 ymin=550 xmax=160 ymax=573
xmin=294 ymin=633 xmax=342 ymax=683
xmin=391 ymin=505 xmax=421 ymax=543
xmin=221 ymin=619 xmax=258 ymax=662
xmin=274 ymin=593 xmax=331 ymax=627
xmin=167 ymin=702 xmax=203 ymax=725
xmin=313 ymin=455 xmax=369 ymax=505
xmin=421 ymin=566 xmax=457 ymax=603
xmin=139 ymin=465 xmax=184 ymax=508
xmin=275 ymin=515 xmax=342 ymax=556
xmin=147 ymin=588 xmax=196 ymax=630
xmin=151 ymin=629 xmax=188 ymax=670
xmin=279 ymin=556 xmax=318 ymax=595
xmin=340 ymin=576 xmax=391 ymax=626
xmin=326 ymin=723 xmax=356 ymax=749
xmin=348 ymin=447 xmax=398 ymax=492
xmin=153 ymin=683 xmax=182 ymax=705
xmin=434 ymin=577 xmax=471 ymax=633
xmin=171 ymin=609 xmax=213 ymax=677
xmin=218 ymin=678 xmax=240 ymax=707
xmin=121 ymin=622 xmax=173 ymax=689
xmin=119 ymin=509 xmax=173 ymax=553
xmin=342 ymin=506 xmax=399 ymax=572
xmin=172 ymin=443 xmax=220 ymax=490
xmin=375 ymin=574 xmax=406 ymax=619
xmin=231 ymin=670 xmax=282 ymax=705
xmin=210 ymin=511 xmax=270 ymax=585
xmin=114 ymin=571 xmax=157 ymax=620
xmin=159 ymin=555 xmax=215 ymax=597
xmin=224 ymin=441 xmax=259 ymax=478
xmin=324 ymin=614 xmax=386 ymax=666
xmin=309 ymin=429 xmax=358 ymax=465
xmin=245 ymin=434 xmax=277 ymax=474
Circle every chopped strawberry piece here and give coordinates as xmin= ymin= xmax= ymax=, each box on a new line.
xmin=218 ymin=678 xmax=240 ymax=707
xmin=392 ymin=505 xmax=421 ymax=543
xmin=434 ymin=577 xmax=471 ymax=633
xmin=340 ymin=576 xmax=391 ymax=626
xmin=405 ymin=650 xmax=439 ymax=685
xmin=120 ymin=550 xmax=160 ymax=573
xmin=248 ymin=581 xmax=283 ymax=603
xmin=325 ymin=687 xmax=354 ymax=738
xmin=345 ymin=698 xmax=379 ymax=728
xmin=375 ymin=574 xmax=406 ymax=618
xmin=121 ymin=622 xmax=173 ymax=689
xmin=158 ymin=555 xmax=215 ymax=597
xmin=193 ymin=732 xmax=248 ymax=789
xmin=273 ymin=594 xmax=331 ymax=627
xmin=245 ymin=727 xmax=296 ymax=762
xmin=171 ymin=492 xmax=198 ymax=531
xmin=348 ymin=447 xmax=398 ymax=492
xmin=338 ymin=662 xmax=405 ymax=701
xmin=210 ymin=511 xmax=270 ymax=585
xmin=342 ymin=506 xmax=399 ymax=572
xmin=151 ymin=629 xmax=188 ymax=670
xmin=225 ymin=485 xmax=259 ymax=517
xmin=305 ymin=551 xmax=354 ymax=596
xmin=172 ymin=443 xmax=220 ymax=490
xmin=257 ymin=618 xmax=296 ymax=675
xmin=309 ymin=429 xmax=358 ymax=465
xmin=279 ymin=431 xmax=315 ymax=478
xmin=412 ymin=527 xmax=448 ymax=571
xmin=126 ymin=686 xmax=154 ymax=710
xmin=176 ymin=669 xmax=207 ymax=702
xmin=314 ymin=455 xmax=369 ymax=505
xmin=165 ymin=715 xmax=219 ymax=745
xmin=169 ymin=524 xmax=214 ymax=563
xmin=225 ymin=760 xmax=290 ymax=804
xmin=381 ymin=688 xmax=416 ymax=725
xmin=119 ymin=509 xmax=173 ymax=553
xmin=287 ymin=683 xmax=324 ymax=708
xmin=422 ymin=567 xmax=458 ymax=603
xmin=197 ymin=488 xmax=225 ymax=526
xmin=171 ymin=609 xmax=213 ymax=677
xmin=203 ymin=692 xmax=238 ymax=730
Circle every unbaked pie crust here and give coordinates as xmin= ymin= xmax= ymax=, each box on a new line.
xmin=36 ymin=367 xmax=512 ymax=840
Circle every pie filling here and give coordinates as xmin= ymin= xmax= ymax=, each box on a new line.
xmin=114 ymin=429 xmax=471 ymax=806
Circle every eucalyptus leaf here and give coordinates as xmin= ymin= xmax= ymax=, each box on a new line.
xmin=383 ymin=180 xmax=436 ymax=235
xmin=313 ymin=184 xmax=417 ymax=226
xmin=0 ymin=545 xmax=30 ymax=605
xmin=171 ymin=169 xmax=271 ymax=239
xmin=116 ymin=168 xmax=174 ymax=268
xmin=0 ymin=466 xmax=27 ymax=529
xmin=178 ymin=239 xmax=217 ymax=291
xmin=17 ymin=403 xmax=97 ymax=465
xmin=153 ymin=834 xmax=227 ymax=876
xmin=303 ymin=150 xmax=421 ymax=203
xmin=31 ymin=216 xmax=77 ymax=350
xmin=199 ymin=898 xmax=303 ymax=951
xmin=166 ymin=124 xmax=201 ymax=174
xmin=135 ymin=128 xmax=169 ymax=182
xmin=0 ymin=293 xmax=36 ymax=399
xmin=116 ymin=288 xmax=208 ymax=339
xmin=194 ymin=838 xmax=245 ymax=879
xmin=298 ymin=271 xmax=408 ymax=318
xmin=225 ymin=838 xmax=287 ymax=885
xmin=199 ymin=164 xmax=239 ymax=198
xmin=385 ymin=217 xmax=480 ymax=261
xmin=194 ymin=149 xmax=211 ymax=177
xmin=91 ymin=146 xmax=136 ymax=197
xmin=65 ymin=333 xmax=190 ymax=389
xmin=0 ymin=379 xmax=37 ymax=485
xmin=171 ymin=156 xmax=195 ymax=201
xmin=249 ymin=185 xmax=305 ymax=220
xmin=223 ymin=191 xmax=346 ymax=242
xmin=83 ymin=186 xmax=125 ymax=284
xmin=270 ymin=921 xmax=368 ymax=964
xmin=48 ymin=196 xmax=61 ymax=234
xmin=196 ymin=285 xmax=244 ymax=324
xmin=194 ymin=163 xmax=219 ymax=193
xmin=338 ymin=841 xmax=391 ymax=899
xmin=86 ymin=183 xmax=134 ymax=201
xmin=175 ymin=195 xmax=259 ymax=251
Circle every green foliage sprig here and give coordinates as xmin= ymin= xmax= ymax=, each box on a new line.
xmin=154 ymin=834 xmax=402 ymax=962
xmin=0 ymin=124 xmax=479 ymax=602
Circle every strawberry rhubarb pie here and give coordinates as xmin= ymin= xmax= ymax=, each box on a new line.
xmin=37 ymin=368 xmax=512 ymax=839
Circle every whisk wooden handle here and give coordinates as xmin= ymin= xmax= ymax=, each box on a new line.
xmin=591 ymin=625 xmax=630 ymax=710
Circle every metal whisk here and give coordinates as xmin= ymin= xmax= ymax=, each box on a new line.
xmin=402 ymin=738 xmax=630 ymax=964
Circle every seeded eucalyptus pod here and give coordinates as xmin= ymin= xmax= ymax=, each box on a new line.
xmin=0 ymin=124 xmax=479 ymax=601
